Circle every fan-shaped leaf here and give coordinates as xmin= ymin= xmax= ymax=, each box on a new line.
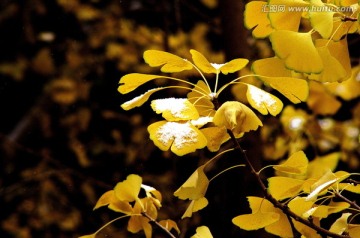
xmin=273 ymin=150 xmax=308 ymax=174
xmin=151 ymin=98 xmax=199 ymax=121
xmin=244 ymin=1 xmax=274 ymax=38
xmin=268 ymin=177 xmax=304 ymax=200
xmin=119 ymin=73 xmax=167 ymax=94
xmin=121 ymin=88 xmax=163 ymax=110
xmin=143 ymin=50 xmax=193 ymax=73
xmin=114 ymin=174 xmax=142 ymax=202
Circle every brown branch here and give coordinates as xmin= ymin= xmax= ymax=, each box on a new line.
xmin=227 ymin=129 xmax=351 ymax=238
xmin=335 ymin=192 xmax=360 ymax=211
xmin=141 ymin=212 xmax=178 ymax=238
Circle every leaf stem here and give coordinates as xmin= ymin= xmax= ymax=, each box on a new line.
xmin=142 ymin=212 xmax=177 ymax=238
xmin=226 ymin=129 xmax=351 ymax=238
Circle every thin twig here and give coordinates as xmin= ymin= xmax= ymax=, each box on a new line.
xmin=142 ymin=212 xmax=177 ymax=238
xmin=335 ymin=192 xmax=360 ymax=211
xmin=227 ymin=129 xmax=351 ymax=238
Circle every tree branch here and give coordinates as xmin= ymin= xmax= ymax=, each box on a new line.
xmin=142 ymin=212 xmax=178 ymax=238
xmin=227 ymin=129 xmax=351 ymax=238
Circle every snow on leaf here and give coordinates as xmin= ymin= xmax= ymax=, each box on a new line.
xmin=191 ymin=226 xmax=213 ymax=238
xmin=245 ymin=83 xmax=283 ymax=116
xmin=114 ymin=174 xmax=142 ymax=202
xmin=174 ymin=165 xmax=209 ymax=200
xmin=251 ymin=57 xmax=309 ymax=103
xmin=305 ymin=170 xmax=339 ymax=201
xmin=151 ymin=98 xmax=199 ymax=121
xmin=143 ymin=50 xmax=193 ymax=73
xmin=244 ymin=1 xmax=274 ymax=38
xmin=182 ymin=197 xmax=209 ymax=219
xmin=273 ymin=150 xmax=308 ymax=175
xmin=118 ymin=73 xmax=167 ymax=94
xmin=268 ymin=177 xmax=304 ymax=200
xmin=148 ymin=121 xmax=207 ymax=156
xmin=213 ymin=101 xmax=262 ymax=137
xmin=121 ymin=88 xmax=163 ymax=110
xmin=329 ymin=213 xmax=352 ymax=235
xmin=270 ymin=31 xmax=323 ymax=74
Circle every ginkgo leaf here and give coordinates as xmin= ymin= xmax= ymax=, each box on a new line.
xmin=94 ymin=190 xmax=115 ymax=210
xmin=187 ymin=80 xmax=215 ymax=117
xmin=143 ymin=50 xmax=193 ymax=73
xmin=190 ymin=49 xmax=217 ymax=74
xmin=329 ymin=213 xmax=352 ymax=235
xmin=268 ymin=177 xmax=304 ymax=200
xmin=121 ymin=88 xmax=163 ymax=110
xmin=270 ymin=31 xmax=323 ymax=74
xmin=349 ymin=224 xmax=360 ymax=238
xmin=326 ymin=65 xmax=360 ymax=100
xmin=305 ymin=170 xmax=339 ymax=201
xmin=158 ymin=220 xmax=180 ymax=234
xmin=337 ymin=183 xmax=360 ymax=193
xmin=219 ymin=58 xmax=249 ymax=75
xmin=268 ymin=0 xmax=308 ymax=31
xmin=191 ymin=226 xmax=213 ymax=238
xmin=200 ymin=126 xmax=230 ymax=152
xmin=119 ymin=73 xmax=167 ymax=94
xmin=251 ymin=57 xmax=309 ymax=103
xmin=244 ymin=83 xmax=283 ymax=116
xmin=151 ymin=98 xmax=199 ymax=121
xmin=244 ymin=1 xmax=274 ymax=38
xmin=232 ymin=210 xmax=280 ymax=230
xmin=78 ymin=234 xmax=96 ymax=238
xmin=307 ymin=81 xmax=342 ymax=115
xmin=114 ymin=174 xmax=142 ymax=202
xmin=273 ymin=150 xmax=308 ymax=174
xmin=148 ymin=121 xmax=207 ymax=156
xmin=308 ymin=0 xmax=335 ymax=39
xmin=213 ymin=101 xmax=263 ymax=137
xmin=182 ymin=197 xmax=209 ymax=219
xmin=174 ymin=165 xmax=209 ymax=200
xmin=307 ymin=152 xmax=340 ymax=179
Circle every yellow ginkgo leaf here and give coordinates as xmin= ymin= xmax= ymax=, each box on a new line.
xmin=158 ymin=220 xmax=180 ymax=234
xmin=326 ymin=65 xmax=360 ymax=100
xmin=148 ymin=121 xmax=207 ymax=156
xmin=309 ymin=46 xmax=348 ymax=83
xmin=251 ymin=57 xmax=309 ymax=103
xmin=270 ymin=31 xmax=323 ymax=74
xmin=337 ymin=183 xmax=360 ymax=193
xmin=327 ymin=201 xmax=350 ymax=215
xmin=219 ymin=58 xmax=249 ymax=75
xmin=288 ymin=197 xmax=314 ymax=217
xmin=349 ymin=224 xmax=360 ymax=238
xmin=244 ymin=83 xmax=283 ymax=116
xmin=305 ymin=170 xmax=339 ymax=201
xmin=308 ymin=0 xmax=335 ymax=39
xmin=268 ymin=0 xmax=308 ymax=31
xmin=174 ymin=165 xmax=209 ymax=200
xmin=188 ymin=80 xmax=215 ymax=117
xmin=143 ymin=50 xmax=193 ymax=73
xmin=182 ymin=197 xmax=209 ymax=219
xmin=329 ymin=213 xmax=352 ymax=235
xmin=244 ymin=1 xmax=274 ymax=38
xmin=151 ymin=98 xmax=199 ymax=121
xmin=232 ymin=210 xmax=280 ymax=231
xmin=307 ymin=81 xmax=342 ymax=115
xmin=94 ymin=190 xmax=115 ymax=210
xmin=118 ymin=73 xmax=167 ymax=94
xmin=273 ymin=150 xmax=308 ymax=175
xmin=78 ymin=234 xmax=96 ymax=238
xmin=307 ymin=152 xmax=340 ymax=179
xmin=191 ymin=226 xmax=213 ymax=238
xmin=114 ymin=174 xmax=142 ymax=202
xmin=268 ymin=177 xmax=304 ymax=200
xmin=121 ymin=88 xmax=163 ymax=110
xmin=200 ymin=126 xmax=230 ymax=152
xmin=213 ymin=101 xmax=263 ymax=137
xmin=190 ymin=49 xmax=216 ymax=74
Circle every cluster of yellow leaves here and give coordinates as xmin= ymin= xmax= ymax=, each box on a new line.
xmin=79 ymin=174 xmax=179 ymax=238
xmin=118 ymin=49 xmax=315 ymax=156
xmin=233 ymin=150 xmax=360 ymax=237
xmin=245 ymin=0 xmax=359 ymax=88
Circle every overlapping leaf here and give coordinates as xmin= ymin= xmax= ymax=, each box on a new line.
xmin=114 ymin=174 xmax=142 ymax=202
xmin=273 ymin=150 xmax=308 ymax=174
xmin=244 ymin=1 xmax=274 ymax=38
xmin=268 ymin=177 xmax=304 ymax=200
xmin=151 ymin=98 xmax=199 ymax=121
xmin=143 ymin=50 xmax=193 ymax=73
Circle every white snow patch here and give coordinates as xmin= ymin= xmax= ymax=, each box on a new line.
xmin=156 ymin=122 xmax=197 ymax=149
xmin=122 ymin=88 xmax=161 ymax=107
xmin=190 ymin=116 xmax=213 ymax=127
xmin=211 ymin=63 xmax=225 ymax=70
xmin=249 ymin=86 xmax=277 ymax=108
xmin=153 ymin=98 xmax=189 ymax=118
